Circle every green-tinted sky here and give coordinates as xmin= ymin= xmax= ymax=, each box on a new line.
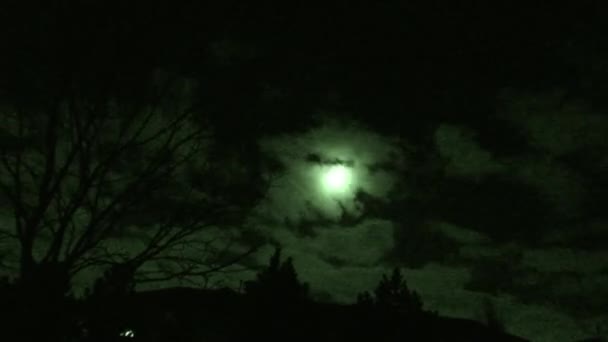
xmin=1 ymin=2 xmax=607 ymax=341
xmin=234 ymin=106 xmax=607 ymax=342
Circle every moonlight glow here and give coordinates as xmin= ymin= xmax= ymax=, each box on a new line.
xmin=321 ymin=165 xmax=352 ymax=194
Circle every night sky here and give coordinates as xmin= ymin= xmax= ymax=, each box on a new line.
xmin=1 ymin=2 xmax=607 ymax=341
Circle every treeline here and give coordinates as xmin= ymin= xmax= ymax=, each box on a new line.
xmin=0 ymin=247 xmax=535 ymax=341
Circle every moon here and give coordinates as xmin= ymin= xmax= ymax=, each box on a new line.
xmin=321 ymin=165 xmax=352 ymax=194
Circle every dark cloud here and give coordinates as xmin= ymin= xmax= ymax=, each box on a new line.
xmin=434 ymin=124 xmax=506 ymax=180
xmin=234 ymin=93 xmax=608 ymax=340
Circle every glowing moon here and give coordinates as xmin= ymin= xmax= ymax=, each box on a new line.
xmin=322 ymin=165 xmax=351 ymax=193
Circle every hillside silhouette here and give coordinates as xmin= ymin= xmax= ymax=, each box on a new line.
xmin=0 ymin=247 xmax=537 ymax=341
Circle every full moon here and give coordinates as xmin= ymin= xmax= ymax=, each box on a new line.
xmin=321 ymin=165 xmax=352 ymax=193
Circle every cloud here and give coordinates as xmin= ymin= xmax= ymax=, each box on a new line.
xmin=309 ymin=219 xmax=396 ymax=266
xmin=402 ymin=260 xmax=607 ymax=342
xmin=542 ymin=219 xmax=608 ymax=249
xmin=402 ymin=263 xmax=472 ymax=315
xmin=505 ymin=302 xmax=596 ymax=342
xmin=497 ymin=91 xmax=608 ymax=156
xmin=430 ymin=220 xmax=490 ymax=244
xmin=256 ymin=112 xmax=404 ymax=231
xmin=251 ymin=218 xmax=396 ymax=302
xmin=506 ymin=156 xmax=586 ymax=218
xmin=247 ymin=108 xmax=606 ymax=341
xmin=434 ymin=124 xmax=505 ymax=180
xmin=458 ymin=244 xmax=505 ymax=259
xmin=522 ymin=247 xmax=608 ymax=274
xmin=298 ymin=264 xmax=387 ymax=303
xmin=241 ymin=224 xmax=392 ymax=303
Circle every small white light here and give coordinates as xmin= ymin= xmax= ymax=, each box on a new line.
xmin=120 ymin=329 xmax=135 ymax=338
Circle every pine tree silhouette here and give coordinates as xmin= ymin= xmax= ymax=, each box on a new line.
xmin=242 ymin=247 xmax=310 ymax=340
xmin=373 ymin=267 xmax=423 ymax=315
xmin=356 ymin=291 xmax=374 ymax=309
xmin=244 ymin=247 xmax=309 ymax=303
xmin=354 ymin=268 xmax=425 ymax=340
xmin=357 ymin=267 xmax=423 ymax=317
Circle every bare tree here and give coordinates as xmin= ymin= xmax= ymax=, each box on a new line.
xmin=0 ymin=70 xmax=267 ymax=296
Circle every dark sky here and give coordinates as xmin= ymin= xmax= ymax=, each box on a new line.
xmin=1 ymin=2 xmax=607 ymax=341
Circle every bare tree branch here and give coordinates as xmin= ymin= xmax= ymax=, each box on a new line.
xmin=0 ymin=71 xmax=270 ymax=292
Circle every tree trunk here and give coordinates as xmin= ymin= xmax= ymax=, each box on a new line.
xmin=15 ymin=255 xmax=75 ymax=341
xmin=18 ymin=238 xmax=35 ymax=284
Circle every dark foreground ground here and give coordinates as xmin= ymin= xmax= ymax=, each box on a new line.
xmin=75 ymin=287 xmax=531 ymax=342
xmin=5 ymin=285 xmax=605 ymax=341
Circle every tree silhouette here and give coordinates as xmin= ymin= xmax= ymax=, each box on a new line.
xmin=480 ymin=296 xmax=506 ymax=333
xmin=0 ymin=69 xmax=268 ymax=320
xmin=354 ymin=268 xmax=424 ymax=340
xmin=356 ymin=290 xmax=374 ymax=309
xmin=244 ymin=247 xmax=309 ymax=303
xmin=357 ymin=267 xmax=423 ymax=316
xmin=0 ymin=261 xmax=84 ymax=341
xmin=240 ymin=247 xmax=310 ymax=340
